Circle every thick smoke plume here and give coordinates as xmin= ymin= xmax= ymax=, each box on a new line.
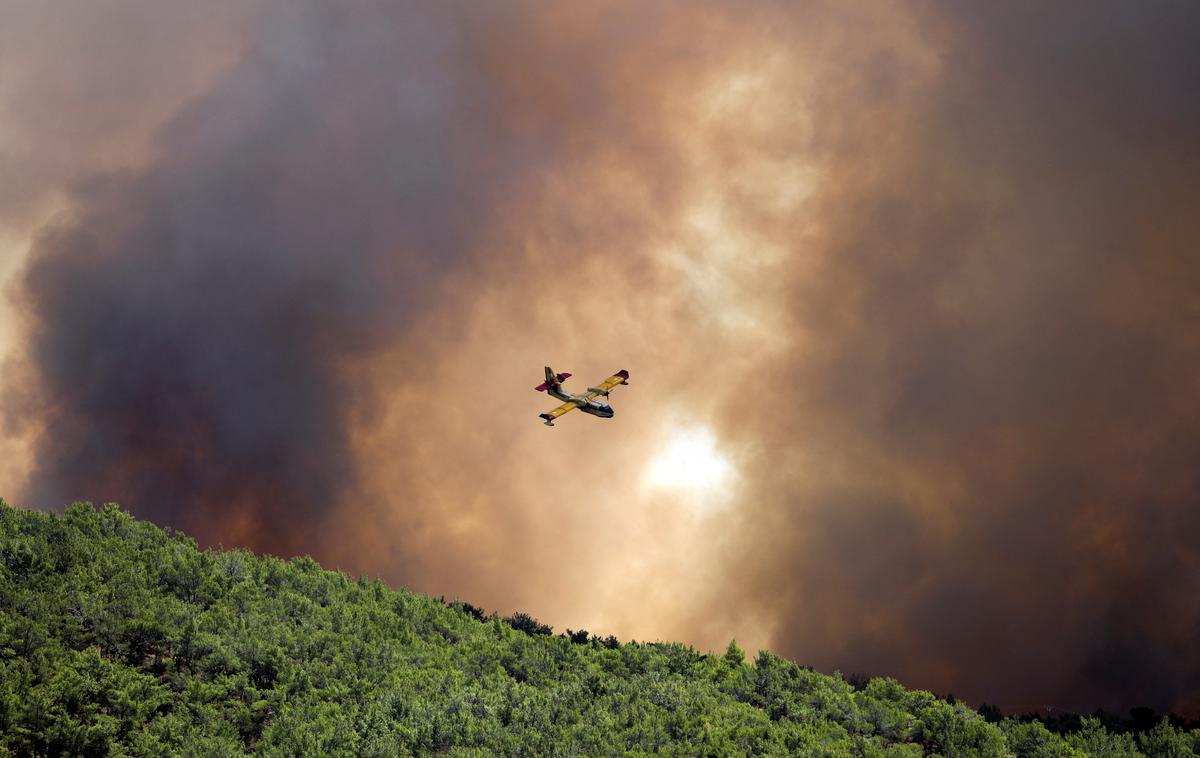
xmin=3 ymin=0 xmax=1199 ymax=715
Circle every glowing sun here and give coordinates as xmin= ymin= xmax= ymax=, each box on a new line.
xmin=644 ymin=426 xmax=735 ymax=495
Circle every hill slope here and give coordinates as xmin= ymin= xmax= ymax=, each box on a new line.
xmin=1 ymin=501 xmax=1195 ymax=757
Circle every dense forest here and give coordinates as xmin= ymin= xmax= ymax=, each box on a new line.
xmin=1 ymin=501 xmax=1196 ymax=756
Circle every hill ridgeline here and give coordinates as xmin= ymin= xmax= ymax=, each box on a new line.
xmin=1 ymin=501 xmax=1196 ymax=756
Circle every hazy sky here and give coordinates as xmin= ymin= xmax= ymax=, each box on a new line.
xmin=3 ymin=0 xmax=1198 ymax=715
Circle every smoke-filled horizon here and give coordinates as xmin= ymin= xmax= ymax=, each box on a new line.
xmin=3 ymin=0 xmax=1199 ymax=716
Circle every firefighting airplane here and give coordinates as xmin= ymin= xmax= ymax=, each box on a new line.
xmin=535 ymin=367 xmax=629 ymax=426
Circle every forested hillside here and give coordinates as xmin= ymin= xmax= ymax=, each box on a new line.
xmin=1 ymin=501 xmax=1196 ymax=756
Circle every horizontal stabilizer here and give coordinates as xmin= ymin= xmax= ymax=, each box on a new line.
xmin=535 ymin=371 xmax=571 ymax=392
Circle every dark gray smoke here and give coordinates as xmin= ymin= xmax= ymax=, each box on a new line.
xmin=716 ymin=0 xmax=1200 ymax=714
xmin=13 ymin=3 xmax=523 ymax=549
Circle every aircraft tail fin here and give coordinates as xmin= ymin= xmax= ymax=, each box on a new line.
xmin=535 ymin=366 xmax=572 ymax=392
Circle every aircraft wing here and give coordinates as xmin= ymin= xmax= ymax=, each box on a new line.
xmin=539 ymin=400 xmax=580 ymax=424
xmin=584 ymin=369 xmax=630 ymax=400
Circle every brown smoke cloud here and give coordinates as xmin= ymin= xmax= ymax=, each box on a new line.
xmin=3 ymin=0 xmax=1199 ymax=715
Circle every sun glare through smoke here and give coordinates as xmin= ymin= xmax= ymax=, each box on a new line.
xmin=644 ymin=426 xmax=735 ymax=498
